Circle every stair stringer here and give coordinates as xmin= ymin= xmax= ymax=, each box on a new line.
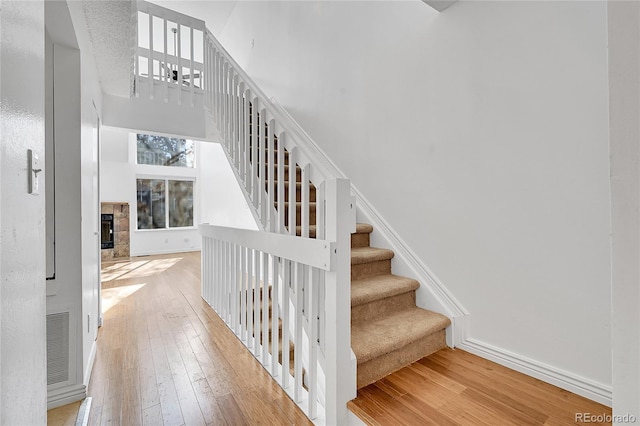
xmin=215 ymin=138 xmax=265 ymax=232
xmin=269 ymin=97 xmax=469 ymax=348
xmin=353 ymin=190 xmax=469 ymax=348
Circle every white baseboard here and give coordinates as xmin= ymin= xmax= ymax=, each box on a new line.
xmin=75 ymin=397 xmax=92 ymax=426
xmin=347 ymin=410 xmax=367 ymax=426
xmin=131 ymin=247 xmax=201 ymax=257
xmin=47 ymin=384 xmax=87 ymax=410
xmin=458 ymin=338 xmax=613 ymax=407
xmin=83 ymin=340 xmax=97 ymax=387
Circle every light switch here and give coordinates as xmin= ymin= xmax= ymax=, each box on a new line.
xmin=28 ymin=149 xmax=41 ymax=195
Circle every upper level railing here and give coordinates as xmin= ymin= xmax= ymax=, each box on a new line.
xmin=134 ymin=2 xmax=205 ymax=107
xmin=133 ymin=2 xmax=357 ymax=424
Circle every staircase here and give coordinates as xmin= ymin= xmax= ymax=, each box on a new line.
xmin=127 ymin=2 xmax=453 ymax=420
xmin=260 ymin=135 xmax=451 ymax=390
xmin=350 ymin=225 xmax=450 ymax=388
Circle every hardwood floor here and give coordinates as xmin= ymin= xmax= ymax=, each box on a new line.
xmin=89 ymin=252 xmax=311 ymax=426
xmin=92 ymin=251 xmax=612 ymax=426
xmin=48 ymin=400 xmax=82 ymax=426
xmin=349 ymin=349 xmax=612 ymax=426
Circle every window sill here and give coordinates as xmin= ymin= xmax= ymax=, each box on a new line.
xmin=135 ymin=226 xmax=198 ymax=232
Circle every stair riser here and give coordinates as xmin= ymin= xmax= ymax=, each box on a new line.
xmin=283 ymin=167 xmax=302 ymax=182
xmin=295 ymin=228 xmax=317 ymax=238
xmin=351 ymin=233 xmax=370 ymax=248
xmin=351 ymin=260 xmax=391 ymax=281
xmin=258 ymin=163 xmax=302 ymax=182
xmin=351 ymin=292 xmax=417 ymax=323
xmin=253 ymin=150 xmax=289 ymax=165
xmin=283 ymin=206 xmax=317 ymax=227
xmin=253 ymin=320 xmax=281 ymax=342
xmin=268 ymin=184 xmax=317 ymax=202
xmin=356 ymin=329 xmax=447 ymax=389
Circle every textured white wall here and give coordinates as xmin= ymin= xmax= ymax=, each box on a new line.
xmin=216 ymin=0 xmax=612 ymax=395
xmin=0 ymin=0 xmax=48 ymax=423
xmin=100 ymin=127 xmax=256 ymax=256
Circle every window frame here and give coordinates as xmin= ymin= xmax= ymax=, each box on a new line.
xmin=135 ymin=175 xmax=197 ymax=232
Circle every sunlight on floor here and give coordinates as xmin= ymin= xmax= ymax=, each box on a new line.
xmin=47 ymin=400 xmax=81 ymax=426
xmin=102 ymin=283 xmax=146 ymax=313
xmin=101 ymin=257 xmax=182 ymax=282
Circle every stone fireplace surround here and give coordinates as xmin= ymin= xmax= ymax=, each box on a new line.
xmin=101 ymin=202 xmax=130 ymax=261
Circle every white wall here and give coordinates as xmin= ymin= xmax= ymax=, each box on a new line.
xmin=45 ymin=0 xmax=102 ymax=407
xmin=0 ymin=0 xmax=48 ymax=424
xmin=608 ymin=1 xmax=640 ymax=422
xmin=79 ymin=47 xmax=102 ymax=387
xmin=100 ymin=127 xmax=256 ymax=256
xmin=216 ymin=0 xmax=612 ymax=401
xmin=102 ymin=94 xmax=209 ymax=141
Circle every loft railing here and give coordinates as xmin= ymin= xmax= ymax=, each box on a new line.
xmin=134 ymin=1 xmax=205 ymax=106
xmin=132 ymin=2 xmax=356 ymax=424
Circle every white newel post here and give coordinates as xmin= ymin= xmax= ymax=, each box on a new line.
xmin=323 ymin=178 xmax=356 ymax=425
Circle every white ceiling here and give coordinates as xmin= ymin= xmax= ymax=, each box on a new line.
xmin=82 ymin=0 xmax=136 ymax=97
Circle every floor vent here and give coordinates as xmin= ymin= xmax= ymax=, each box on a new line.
xmin=47 ymin=312 xmax=70 ymax=385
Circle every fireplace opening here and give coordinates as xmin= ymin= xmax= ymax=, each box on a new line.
xmin=101 ymin=214 xmax=114 ymax=249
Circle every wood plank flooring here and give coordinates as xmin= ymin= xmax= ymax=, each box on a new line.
xmin=349 ymin=349 xmax=612 ymax=426
xmin=89 ymin=252 xmax=311 ymax=426
xmin=48 ymin=400 xmax=82 ymax=426
xmin=91 ymin=251 xmax=612 ymax=426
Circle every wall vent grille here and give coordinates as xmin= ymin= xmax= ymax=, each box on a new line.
xmin=46 ymin=312 xmax=70 ymax=385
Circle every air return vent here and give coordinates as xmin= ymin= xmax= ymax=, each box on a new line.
xmin=46 ymin=312 xmax=70 ymax=385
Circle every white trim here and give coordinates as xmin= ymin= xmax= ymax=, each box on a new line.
xmin=458 ymin=338 xmax=613 ymax=407
xmin=347 ymin=410 xmax=366 ymax=426
xmin=83 ymin=340 xmax=97 ymax=387
xmin=218 ymin=141 xmax=264 ymax=231
xmin=131 ymin=247 xmax=200 ymax=257
xmin=352 ymin=185 xmax=469 ymax=348
xmin=75 ymin=397 xmax=92 ymax=426
xmin=200 ymin=224 xmax=335 ymax=271
xmin=134 ymin=226 xmax=198 ymax=232
xmin=135 ymin=175 xmax=197 ymax=231
xmin=47 ymin=384 xmax=87 ymax=410
xmin=268 ymin=97 xmax=469 ymax=347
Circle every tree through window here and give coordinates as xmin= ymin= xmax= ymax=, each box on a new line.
xmin=137 ymin=178 xmax=194 ymax=229
xmin=136 ymin=133 xmax=195 ymax=167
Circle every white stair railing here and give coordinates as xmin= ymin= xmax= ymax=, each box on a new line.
xmin=201 ymin=33 xmax=356 ymax=426
xmin=134 ymin=2 xmax=205 ymax=107
xmin=135 ymin=2 xmax=356 ymax=424
xmin=200 ymin=179 xmax=353 ymax=425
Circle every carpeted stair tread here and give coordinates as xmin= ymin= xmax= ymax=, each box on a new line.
xmin=351 ymin=247 xmax=394 ymax=265
xmin=351 ymin=274 xmax=420 ymax=307
xmin=351 ymin=307 xmax=451 ymax=364
xmin=354 ymin=223 xmax=374 ymax=234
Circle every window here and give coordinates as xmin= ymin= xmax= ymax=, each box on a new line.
xmin=136 ymin=133 xmax=195 ymax=167
xmin=137 ymin=178 xmax=193 ymax=229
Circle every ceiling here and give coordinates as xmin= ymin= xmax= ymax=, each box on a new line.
xmin=82 ymin=0 xmax=136 ymax=97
